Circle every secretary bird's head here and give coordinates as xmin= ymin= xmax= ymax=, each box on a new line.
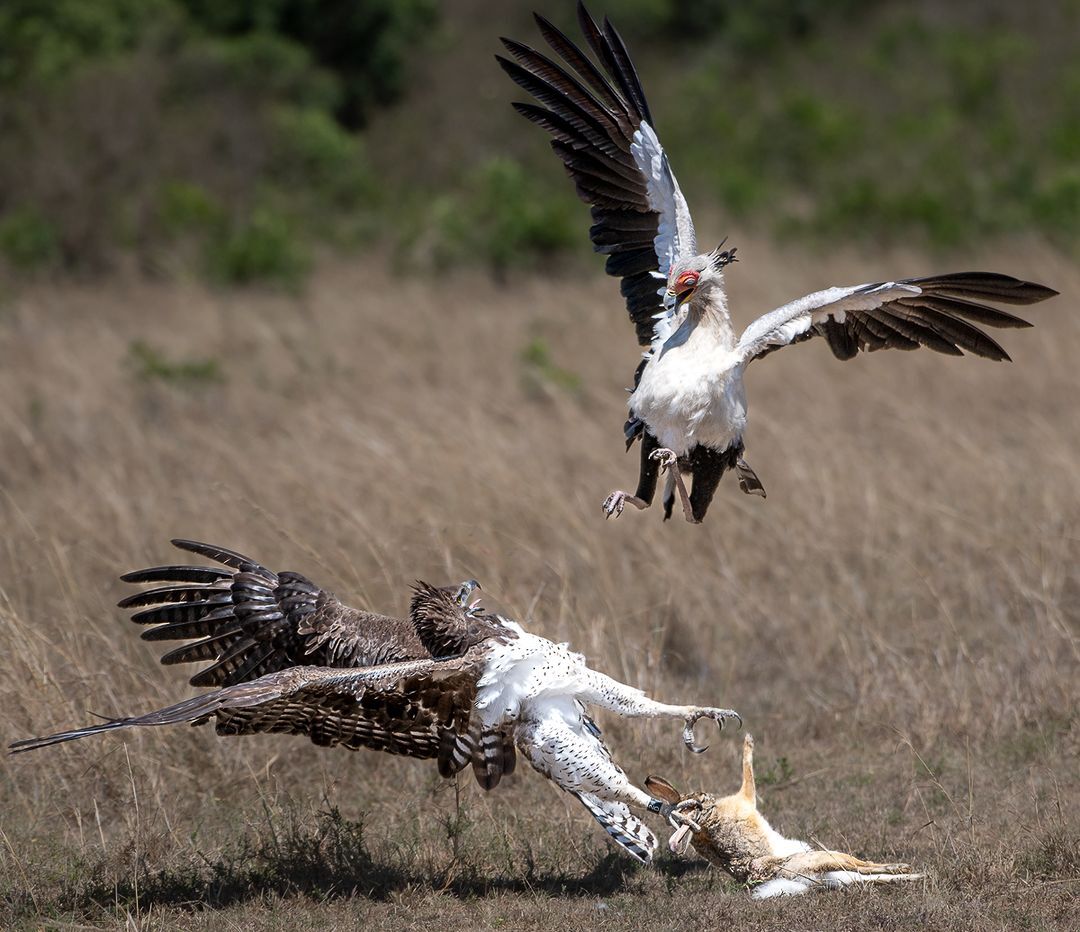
xmin=663 ymin=241 xmax=739 ymax=312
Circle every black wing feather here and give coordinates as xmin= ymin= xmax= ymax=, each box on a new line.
xmin=500 ymin=2 xmax=671 ymax=346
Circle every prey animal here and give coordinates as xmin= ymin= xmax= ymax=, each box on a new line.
xmin=500 ymin=2 xmax=1059 ymax=523
xmin=11 ymin=539 xmax=740 ymax=863
xmin=647 ymin=735 xmax=924 ymax=897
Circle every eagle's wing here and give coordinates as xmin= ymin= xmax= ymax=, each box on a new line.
xmin=119 ymin=539 xmax=426 ymax=688
xmin=736 ymin=273 xmax=1057 ymax=365
xmin=10 ymin=650 xmax=515 ymax=787
xmin=498 ymin=2 xmax=697 ymax=351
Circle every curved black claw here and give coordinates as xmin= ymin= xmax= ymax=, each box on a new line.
xmin=682 ymin=708 xmax=742 ymax=754
xmin=666 ymin=799 xmax=703 ymax=833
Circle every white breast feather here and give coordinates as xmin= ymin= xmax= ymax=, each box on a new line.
xmin=475 ymin=628 xmax=587 ymax=728
xmin=631 ymin=322 xmax=747 ymax=454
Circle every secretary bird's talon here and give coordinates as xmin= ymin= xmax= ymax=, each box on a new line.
xmin=648 ymin=448 xmax=696 ymax=522
xmin=649 ymin=447 xmax=678 ymax=471
xmin=602 ymin=491 xmax=625 ymax=519
xmin=602 ymin=490 xmax=647 ymax=519
xmin=683 ymin=708 xmax=741 ymax=753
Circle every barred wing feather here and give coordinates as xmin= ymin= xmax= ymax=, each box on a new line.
xmin=737 ymin=272 xmax=1056 ymax=365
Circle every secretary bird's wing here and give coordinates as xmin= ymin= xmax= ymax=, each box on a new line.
xmin=119 ymin=539 xmax=427 ymax=688
xmin=10 ymin=651 xmax=516 ymax=785
xmin=498 ymin=2 xmax=697 ymax=351
xmin=736 ymin=273 xmax=1057 ymax=365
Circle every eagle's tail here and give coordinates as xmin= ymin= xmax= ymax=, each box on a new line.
xmin=9 ymin=689 xmax=230 ymax=754
xmin=466 ymin=721 xmax=517 ymax=791
xmin=574 ymin=792 xmax=657 ymax=864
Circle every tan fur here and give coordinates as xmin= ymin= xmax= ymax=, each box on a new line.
xmin=648 ymin=735 xmax=923 ymax=895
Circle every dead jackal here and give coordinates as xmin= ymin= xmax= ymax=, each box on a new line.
xmin=647 ymin=735 xmax=924 ymax=899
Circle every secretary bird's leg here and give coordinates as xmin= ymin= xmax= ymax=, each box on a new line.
xmin=603 ymin=431 xmax=660 ymax=519
xmin=582 ymin=669 xmax=741 ymax=754
xmin=735 ymin=457 xmax=766 ymax=498
xmin=652 ymin=448 xmax=696 ymax=523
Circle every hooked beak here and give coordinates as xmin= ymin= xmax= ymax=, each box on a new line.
xmin=664 ymin=286 xmax=695 ymax=313
xmin=454 ymin=579 xmax=481 ymax=608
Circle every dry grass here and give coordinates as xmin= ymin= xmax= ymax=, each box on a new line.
xmin=0 ymin=237 xmax=1077 ymax=930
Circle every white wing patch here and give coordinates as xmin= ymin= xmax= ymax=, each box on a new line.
xmin=630 ymin=121 xmax=697 ymax=350
xmin=736 ymin=281 xmax=923 ymax=363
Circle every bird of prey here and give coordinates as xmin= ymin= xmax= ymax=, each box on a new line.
xmin=498 ymin=2 xmax=1059 ymax=523
xmin=11 ymin=539 xmax=738 ymax=863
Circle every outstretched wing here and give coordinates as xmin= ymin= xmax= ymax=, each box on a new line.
xmin=499 ymin=2 xmax=697 ymax=348
xmin=10 ymin=651 xmax=515 ymax=787
xmin=737 ymin=272 xmax=1057 ymax=365
xmin=119 ymin=539 xmax=426 ymax=688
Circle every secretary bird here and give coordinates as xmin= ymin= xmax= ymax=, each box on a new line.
xmin=499 ymin=2 xmax=1059 ymax=523
xmin=11 ymin=539 xmax=735 ymax=863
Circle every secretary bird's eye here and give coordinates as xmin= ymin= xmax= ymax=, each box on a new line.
xmin=674 ymin=271 xmax=699 ymax=290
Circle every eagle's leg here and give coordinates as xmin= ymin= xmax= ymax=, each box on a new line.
xmin=582 ymin=669 xmax=741 ymax=751
xmin=603 ymin=431 xmax=661 ymax=519
xmin=651 ymin=448 xmax=696 ymax=523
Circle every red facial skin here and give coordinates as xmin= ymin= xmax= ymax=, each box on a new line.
xmin=673 ymin=270 xmax=699 ymax=301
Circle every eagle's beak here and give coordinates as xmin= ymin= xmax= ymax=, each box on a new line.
xmin=455 ymin=579 xmax=481 ymax=607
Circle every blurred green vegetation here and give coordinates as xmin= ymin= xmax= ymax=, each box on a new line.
xmin=127 ymin=340 xmax=224 ymax=385
xmin=520 ymin=336 xmax=583 ymax=397
xmin=411 ymin=158 xmax=579 ymax=277
xmin=0 ymin=0 xmax=423 ymax=281
xmin=0 ymin=1 xmax=1076 ymax=286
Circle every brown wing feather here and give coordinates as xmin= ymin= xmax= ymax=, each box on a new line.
xmin=11 ymin=657 xmax=475 ymax=764
xmin=120 ymin=540 xmax=427 ymax=688
xmin=11 ymin=637 xmax=519 ymax=789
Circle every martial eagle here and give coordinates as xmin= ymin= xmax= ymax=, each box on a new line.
xmin=11 ymin=539 xmax=736 ymax=863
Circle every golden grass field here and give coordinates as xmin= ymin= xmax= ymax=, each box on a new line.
xmin=1 ymin=238 xmax=1077 ymax=930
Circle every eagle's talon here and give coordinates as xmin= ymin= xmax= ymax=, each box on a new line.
xmin=666 ymin=801 xmax=702 ymax=833
xmin=682 ymin=707 xmax=741 ymax=753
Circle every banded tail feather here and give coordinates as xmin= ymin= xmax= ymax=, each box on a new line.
xmin=575 ymin=792 xmax=657 ymax=864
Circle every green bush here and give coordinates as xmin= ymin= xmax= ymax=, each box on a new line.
xmin=171 ymin=30 xmax=340 ymax=113
xmin=0 ymin=207 xmax=60 ymax=270
xmin=0 ymin=0 xmax=176 ymax=85
xmin=176 ymin=0 xmax=438 ymax=127
xmin=0 ymin=1 xmax=434 ymax=284
xmin=1033 ymin=170 xmax=1080 ymax=236
xmin=158 ymin=180 xmax=225 ymax=234
xmin=205 ymin=206 xmax=310 ymax=286
xmin=269 ymin=105 xmax=369 ymax=205
xmin=431 ymin=158 xmax=578 ymax=276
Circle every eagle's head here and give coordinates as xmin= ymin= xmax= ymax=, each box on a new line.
xmin=664 ymin=242 xmax=738 ymax=312
xmin=410 ymin=579 xmax=500 ymax=658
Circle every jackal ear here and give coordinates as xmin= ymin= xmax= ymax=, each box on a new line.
xmin=645 ymin=775 xmax=682 ymax=804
